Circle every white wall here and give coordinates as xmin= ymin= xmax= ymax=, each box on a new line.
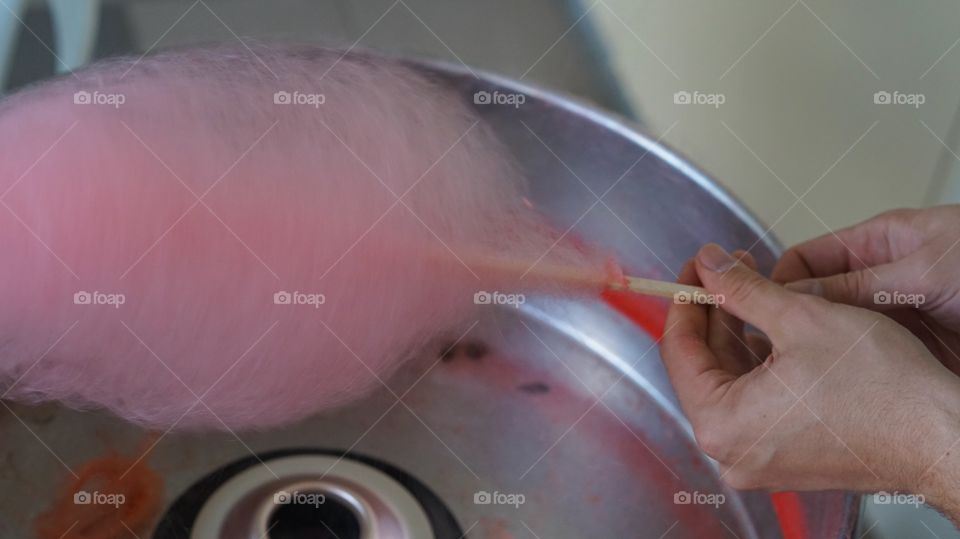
xmin=589 ymin=0 xmax=960 ymax=247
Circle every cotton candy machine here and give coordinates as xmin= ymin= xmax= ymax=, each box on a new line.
xmin=0 ymin=61 xmax=858 ymax=538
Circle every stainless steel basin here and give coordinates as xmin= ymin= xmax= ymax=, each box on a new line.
xmin=0 ymin=59 xmax=859 ymax=538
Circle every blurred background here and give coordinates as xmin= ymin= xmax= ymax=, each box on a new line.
xmin=2 ymin=0 xmax=958 ymax=536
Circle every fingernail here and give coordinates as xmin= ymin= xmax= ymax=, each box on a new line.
xmin=784 ymin=279 xmax=823 ymax=296
xmin=698 ymin=243 xmax=736 ymax=272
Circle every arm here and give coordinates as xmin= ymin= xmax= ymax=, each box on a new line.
xmin=919 ymin=396 xmax=960 ymax=524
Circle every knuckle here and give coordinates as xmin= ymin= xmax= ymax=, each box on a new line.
xmin=771 ymin=248 xmax=803 ymax=282
xmin=938 ymin=205 xmax=960 ymax=227
xmin=832 ymin=303 xmax=888 ymax=339
xmin=693 ymin=422 xmax=734 ymax=463
xmin=912 ymin=250 xmax=940 ymax=274
xmin=840 ymin=271 xmax=864 ymax=298
xmin=780 ymin=247 xmax=803 ymax=267
xmin=777 ymin=294 xmax=823 ymax=329
xmin=877 ymin=207 xmax=930 ymax=237
xmin=722 ymin=468 xmax=762 ymax=490
xmin=876 ymin=207 xmax=917 ymax=226
xmin=666 ymin=334 xmax=705 ymax=359
xmin=724 ymin=272 xmax=765 ymax=305
xmin=868 ymin=313 xmax=901 ymax=335
xmin=773 ymin=246 xmax=810 ymax=282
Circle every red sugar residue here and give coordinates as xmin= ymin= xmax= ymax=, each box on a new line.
xmin=602 ymin=286 xmax=809 ymax=539
xmin=771 ymin=491 xmax=808 ymax=539
xmin=34 ymin=440 xmax=164 ymax=539
xmin=604 ymin=258 xmax=630 ymax=290
xmin=601 ymin=288 xmax=668 ymax=339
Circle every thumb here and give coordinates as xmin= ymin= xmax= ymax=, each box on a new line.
xmin=694 ymin=244 xmax=795 ymax=336
xmin=783 ymin=261 xmax=919 ymax=310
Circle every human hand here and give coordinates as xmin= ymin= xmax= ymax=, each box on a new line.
xmin=659 ymin=244 xmax=960 ymax=501
xmin=773 ymin=206 xmax=960 ymax=374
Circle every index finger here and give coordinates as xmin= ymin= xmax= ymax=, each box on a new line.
xmin=661 ymin=259 xmax=735 ymax=409
xmin=771 ymin=210 xmax=916 ymax=283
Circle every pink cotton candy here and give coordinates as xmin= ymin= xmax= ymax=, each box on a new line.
xmin=0 ymin=45 xmax=607 ymax=430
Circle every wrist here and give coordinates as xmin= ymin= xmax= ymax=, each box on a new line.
xmin=914 ymin=377 xmax=960 ymax=519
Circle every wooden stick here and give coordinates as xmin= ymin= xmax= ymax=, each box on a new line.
xmin=457 ymin=252 xmax=718 ymax=305
xmin=609 ymin=276 xmax=718 ymax=305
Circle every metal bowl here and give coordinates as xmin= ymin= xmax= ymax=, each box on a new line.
xmin=0 ymin=61 xmax=858 ymax=538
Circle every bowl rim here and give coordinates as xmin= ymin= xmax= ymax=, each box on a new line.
xmin=410 ymin=56 xmax=862 ymax=539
